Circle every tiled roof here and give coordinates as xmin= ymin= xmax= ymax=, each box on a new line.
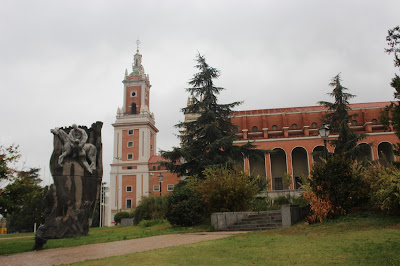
xmin=233 ymin=101 xmax=393 ymax=116
xmin=148 ymin=155 xmax=169 ymax=163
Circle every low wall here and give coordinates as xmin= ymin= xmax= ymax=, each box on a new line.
xmin=281 ymin=205 xmax=309 ymax=227
xmin=120 ymin=218 xmax=134 ymax=227
xmin=211 ymin=206 xmax=309 ymax=231
xmin=211 ymin=212 xmax=254 ymax=231
xmin=257 ymin=190 xmax=304 ymax=199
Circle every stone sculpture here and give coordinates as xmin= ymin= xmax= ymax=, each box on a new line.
xmin=33 ymin=122 xmax=103 ymax=250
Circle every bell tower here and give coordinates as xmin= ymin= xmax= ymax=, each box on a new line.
xmin=122 ymin=40 xmax=151 ymax=116
xmin=110 ymin=41 xmax=158 ymax=222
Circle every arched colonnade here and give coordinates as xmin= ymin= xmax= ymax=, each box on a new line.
xmin=247 ymin=141 xmax=396 ymax=191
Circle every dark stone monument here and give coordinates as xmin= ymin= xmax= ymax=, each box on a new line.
xmin=33 ymin=122 xmax=103 ymax=250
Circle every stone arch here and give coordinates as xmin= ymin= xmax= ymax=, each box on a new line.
xmin=291 ymin=147 xmax=309 ymax=189
xmin=356 ymin=143 xmax=373 ymax=163
xmin=378 ymin=142 xmax=395 ymax=164
xmin=312 ymin=145 xmax=328 ymax=165
xmin=270 ymin=148 xmax=287 ymax=190
xmin=249 ymin=155 xmax=267 ymax=189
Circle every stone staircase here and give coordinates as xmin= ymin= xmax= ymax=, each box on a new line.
xmin=226 ymin=211 xmax=282 ymax=231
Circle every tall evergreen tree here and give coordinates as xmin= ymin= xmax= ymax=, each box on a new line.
xmin=318 ymin=74 xmax=364 ymax=158
xmin=161 ymin=54 xmax=266 ymax=178
xmin=381 ymin=26 xmax=400 ymax=155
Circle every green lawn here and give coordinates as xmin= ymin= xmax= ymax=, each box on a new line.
xmin=74 ymin=212 xmax=400 ymax=265
xmin=0 ymin=220 xmax=211 ymax=255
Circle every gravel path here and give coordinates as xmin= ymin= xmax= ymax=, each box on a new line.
xmin=0 ymin=231 xmax=247 ymax=265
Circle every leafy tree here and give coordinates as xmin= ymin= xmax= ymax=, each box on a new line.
xmin=198 ymin=166 xmax=259 ymax=212
xmin=161 ymin=54 xmax=266 ymax=178
xmin=0 ymin=144 xmax=20 ymax=184
xmin=0 ymin=168 xmax=47 ymax=232
xmin=381 ymin=26 xmax=400 ymax=155
xmin=318 ymin=74 xmax=364 ymax=159
xmin=165 ymin=178 xmax=207 ymax=226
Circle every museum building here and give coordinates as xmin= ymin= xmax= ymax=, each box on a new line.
xmin=108 ymin=49 xmax=398 ymax=224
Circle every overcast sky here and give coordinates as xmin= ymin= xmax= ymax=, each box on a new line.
xmin=1 ymin=0 xmax=399 ymax=186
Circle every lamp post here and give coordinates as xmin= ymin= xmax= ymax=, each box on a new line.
xmin=158 ymin=173 xmax=164 ymax=197
xmin=318 ymin=124 xmax=330 ymax=160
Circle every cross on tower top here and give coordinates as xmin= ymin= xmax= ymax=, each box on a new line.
xmin=136 ymin=39 xmax=141 ymax=53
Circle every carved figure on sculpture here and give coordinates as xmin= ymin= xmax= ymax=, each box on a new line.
xmin=51 ymin=124 xmax=97 ymax=174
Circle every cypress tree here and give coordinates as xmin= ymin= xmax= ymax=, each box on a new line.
xmin=318 ymin=73 xmax=364 ymax=159
xmin=161 ymin=54 xmax=266 ymax=178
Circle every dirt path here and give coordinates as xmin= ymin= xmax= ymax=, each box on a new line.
xmin=0 ymin=231 xmax=247 ymax=265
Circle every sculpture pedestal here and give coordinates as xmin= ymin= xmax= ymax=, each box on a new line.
xmin=34 ymin=122 xmax=102 ymax=250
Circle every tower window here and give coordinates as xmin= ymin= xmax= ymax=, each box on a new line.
xmin=131 ymin=91 xmax=137 ymax=97
xmin=252 ymin=126 xmax=258 ymax=132
xmin=127 ymin=141 xmax=134 ymax=148
xmin=127 ymin=166 xmax=132 ymax=170
xmin=127 ymin=153 xmax=133 ymax=160
xmin=131 ymin=103 xmax=137 ymax=114
xmin=128 ymin=129 xmax=134 ymax=135
xmin=126 ymin=186 xmax=132 ymax=192
xmin=151 ymin=144 xmax=153 ymax=150
xmin=126 ymin=199 xmax=132 ymax=209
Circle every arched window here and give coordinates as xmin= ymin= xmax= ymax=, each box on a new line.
xmin=372 ymin=119 xmax=378 ymax=125
xmin=157 ymin=165 xmax=161 ymax=170
xmin=291 ymin=123 xmax=298 ymax=130
xmin=351 ymin=120 xmax=358 ymax=126
xmin=292 ymin=147 xmax=309 ymax=189
xmin=152 ymin=166 xmax=156 ymax=170
xmin=252 ymin=126 xmax=258 ymax=132
xmin=311 ymin=122 xmax=318 ymax=129
xmin=270 ymin=148 xmax=287 ymax=190
xmin=233 ymin=127 xmax=239 ymax=133
xmin=271 ymin=125 xmax=278 ymax=131
xmin=378 ymin=142 xmax=395 ymax=165
xmin=131 ymin=103 xmax=137 ymax=114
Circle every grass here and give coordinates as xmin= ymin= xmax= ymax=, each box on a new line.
xmin=0 ymin=220 xmax=211 ymax=256
xmin=74 ymin=211 xmax=400 ymax=265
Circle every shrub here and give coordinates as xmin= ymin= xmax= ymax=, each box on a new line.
xmin=309 ymin=156 xmax=367 ymax=213
xmin=273 ymin=195 xmax=291 ymax=206
xmin=133 ymin=195 xmax=168 ymax=225
xmin=166 ymin=178 xmax=208 ymax=226
xmin=114 ymin=211 xmax=132 ymax=224
xmin=198 ymin=167 xmax=259 ymax=212
xmin=303 ymin=185 xmax=337 ymax=224
xmin=360 ymin=163 xmax=400 ymax=213
xmin=251 ymin=197 xmax=272 ymax=211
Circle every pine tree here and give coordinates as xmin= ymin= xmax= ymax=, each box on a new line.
xmin=318 ymin=74 xmax=364 ymax=158
xmin=381 ymin=26 xmax=400 ymax=155
xmin=161 ymin=54 xmax=266 ymax=178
